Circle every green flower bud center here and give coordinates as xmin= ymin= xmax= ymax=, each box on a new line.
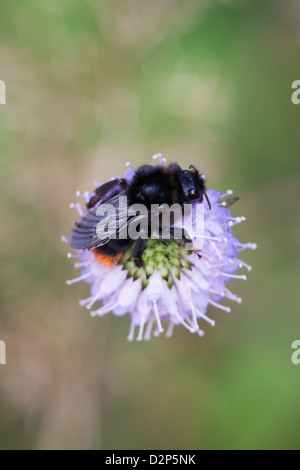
xmin=119 ymin=239 xmax=191 ymax=288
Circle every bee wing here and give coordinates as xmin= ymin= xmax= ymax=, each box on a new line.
xmin=223 ymin=197 xmax=239 ymax=208
xmin=87 ymin=178 xmax=127 ymax=209
xmin=69 ymin=207 xmax=108 ymax=250
xmin=68 ymin=192 xmax=147 ymax=250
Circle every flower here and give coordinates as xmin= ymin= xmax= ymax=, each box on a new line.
xmin=64 ymin=154 xmax=256 ymax=341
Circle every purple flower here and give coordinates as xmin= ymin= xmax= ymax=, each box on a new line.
xmin=64 ymin=154 xmax=256 ymax=341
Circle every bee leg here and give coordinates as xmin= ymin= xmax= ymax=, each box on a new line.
xmin=133 ymin=238 xmax=146 ymax=268
xmin=170 ymin=228 xmax=201 ymax=258
xmin=180 ymin=232 xmax=203 ymax=258
xmin=182 ymin=233 xmax=193 ymax=245
xmin=182 ymin=238 xmax=201 ymax=258
xmin=182 ymin=236 xmax=202 ymax=258
xmin=169 ymin=227 xmax=193 ymax=246
xmin=87 ymin=178 xmax=128 ymax=209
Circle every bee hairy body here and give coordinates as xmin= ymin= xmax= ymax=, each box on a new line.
xmin=69 ymin=163 xmax=209 ymax=267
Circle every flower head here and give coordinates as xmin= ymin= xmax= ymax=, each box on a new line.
xmin=64 ymin=154 xmax=256 ymax=341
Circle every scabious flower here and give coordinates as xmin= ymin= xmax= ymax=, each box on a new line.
xmin=64 ymin=154 xmax=256 ymax=341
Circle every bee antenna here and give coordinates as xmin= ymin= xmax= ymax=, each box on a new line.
xmin=204 ymin=192 xmax=212 ymax=211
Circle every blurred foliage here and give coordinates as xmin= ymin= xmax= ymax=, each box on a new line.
xmin=0 ymin=0 xmax=300 ymax=450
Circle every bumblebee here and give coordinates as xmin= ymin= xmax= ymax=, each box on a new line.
xmin=69 ymin=163 xmax=211 ymax=267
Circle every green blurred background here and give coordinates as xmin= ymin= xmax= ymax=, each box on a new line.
xmin=0 ymin=0 xmax=299 ymax=450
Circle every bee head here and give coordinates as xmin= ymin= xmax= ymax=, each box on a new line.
xmin=177 ymin=166 xmax=206 ymax=203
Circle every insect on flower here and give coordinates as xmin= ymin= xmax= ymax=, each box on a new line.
xmin=69 ymin=161 xmax=211 ymax=267
xmin=64 ymin=154 xmax=256 ymax=341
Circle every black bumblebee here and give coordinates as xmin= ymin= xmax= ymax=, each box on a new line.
xmin=69 ymin=163 xmax=211 ymax=267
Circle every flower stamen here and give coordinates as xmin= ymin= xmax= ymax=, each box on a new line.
xmin=127 ymin=321 xmax=136 ymax=341
xmin=91 ymin=301 xmax=119 ymax=317
xmin=165 ymin=321 xmax=174 ymax=338
xmin=152 ymin=299 xmax=164 ymax=334
xmin=144 ymin=316 xmax=155 ymax=340
xmin=66 ymin=272 xmax=91 ymax=285
xmin=208 ymin=299 xmax=231 ymax=313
